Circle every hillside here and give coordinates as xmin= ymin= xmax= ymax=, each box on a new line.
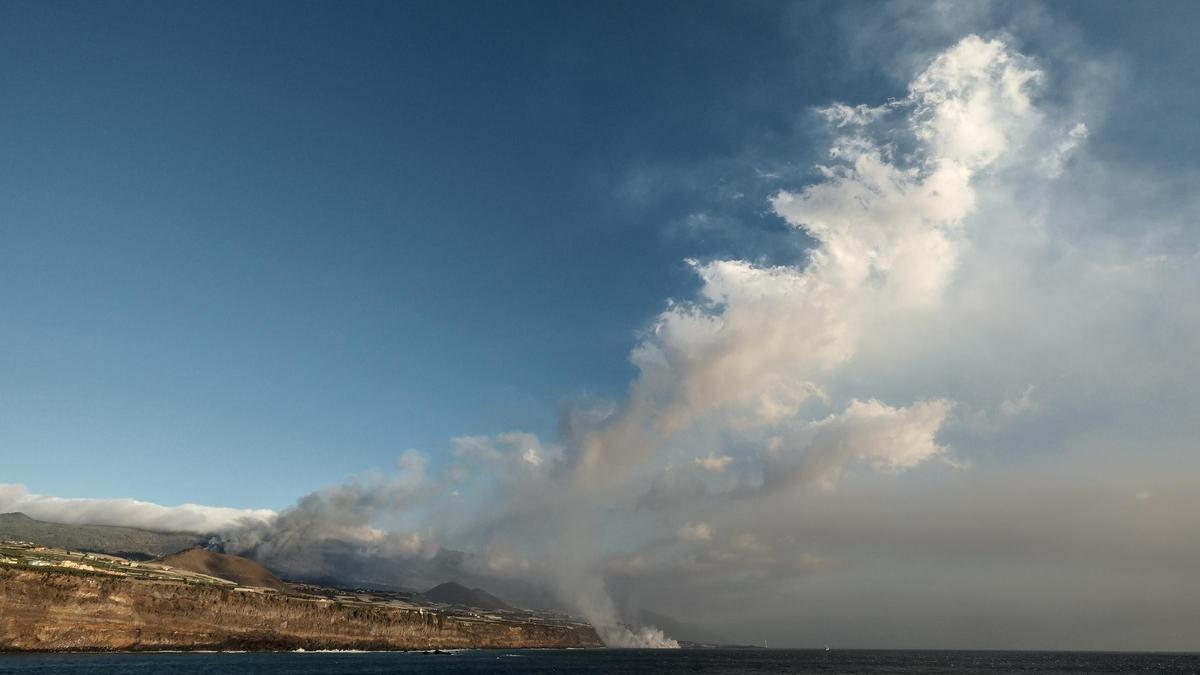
xmin=158 ymin=548 xmax=289 ymax=592
xmin=0 ymin=565 xmax=602 ymax=651
xmin=0 ymin=513 xmax=204 ymax=559
xmin=423 ymin=581 xmax=512 ymax=611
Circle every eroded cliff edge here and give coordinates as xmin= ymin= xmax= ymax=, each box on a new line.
xmin=0 ymin=568 xmax=602 ymax=652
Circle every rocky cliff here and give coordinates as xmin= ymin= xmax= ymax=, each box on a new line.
xmin=0 ymin=567 xmax=602 ymax=652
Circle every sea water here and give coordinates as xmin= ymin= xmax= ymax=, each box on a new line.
xmin=1 ymin=649 xmax=1199 ymax=674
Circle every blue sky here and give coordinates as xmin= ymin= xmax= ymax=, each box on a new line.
xmin=0 ymin=1 xmax=840 ymax=507
xmin=1 ymin=1 xmax=1197 ymax=508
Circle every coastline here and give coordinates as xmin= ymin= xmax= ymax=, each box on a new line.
xmin=0 ymin=567 xmax=602 ymax=652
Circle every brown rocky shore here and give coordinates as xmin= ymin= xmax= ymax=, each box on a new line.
xmin=0 ymin=567 xmax=602 ymax=652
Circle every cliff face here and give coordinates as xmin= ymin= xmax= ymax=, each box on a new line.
xmin=0 ymin=568 xmax=602 ymax=652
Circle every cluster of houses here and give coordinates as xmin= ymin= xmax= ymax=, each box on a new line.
xmin=0 ymin=542 xmax=147 ymax=577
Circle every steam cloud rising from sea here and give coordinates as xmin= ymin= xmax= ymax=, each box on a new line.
xmin=10 ymin=22 xmax=1200 ymax=649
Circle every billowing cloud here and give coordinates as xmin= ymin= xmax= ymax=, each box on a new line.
xmin=0 ymin=483 xmax=274 ymax=533
xmin=694 ymin=453 xmax=733 ymax=473
xmin=215 ymin=449 xmax=441 ymax=582
xmin=766 ymin=398 xmax=953 ymax=490
xmin=677 ymin=522 xmax=713 ymax=542
xmin=211 ymin=34 xmax=1065 ymax=643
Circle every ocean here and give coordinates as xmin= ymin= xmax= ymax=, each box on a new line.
xmin=1 ymin=649 xmax=1198 ymax=674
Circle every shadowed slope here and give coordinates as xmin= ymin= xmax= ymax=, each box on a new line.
xmin=423 ymin=581 xmax=512 ymax=611
xmin=0 ymin=512 xmax=204 ymax=559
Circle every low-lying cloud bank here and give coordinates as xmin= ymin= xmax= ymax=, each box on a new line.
xmin=12 ymin=13 xmax=1200 ymax=650
xmin=0 ymin=483 xmax=275 ymax=534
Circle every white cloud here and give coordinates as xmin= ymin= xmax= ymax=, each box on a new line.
xmin=677 ymin=522 xmax=713 ymax=541
xmin=694 ymin=453 xmax=733 ymax=473
xmin=767 ymin=398 xmax=954 ymax=489
xmin=908 ymin=35 xmax=1042 ymax=170
xmin=613 ymin=35 xmax=1035 ymax=487
xmin=999 ymin=384 xmax=1038 ymax=417
xmin=1040 ymin=121 xmax=1089 ymax=177
xmin=0 ymin=483 xmax=275 ymax=533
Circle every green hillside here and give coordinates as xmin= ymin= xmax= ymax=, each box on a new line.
xmin=0 ymin=512 xmax=204 ymax=559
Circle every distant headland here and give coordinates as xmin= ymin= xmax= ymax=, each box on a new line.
xmin=0 ymin=513 xmax=601 ymax=652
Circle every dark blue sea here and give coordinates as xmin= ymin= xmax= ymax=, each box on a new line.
xmin=1 ymin=649 xmax=1199 ymax=674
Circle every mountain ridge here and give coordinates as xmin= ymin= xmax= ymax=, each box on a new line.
xmin=423 ymin=581 xmax=513 ymax=611
xmin=0 ymin=512 xmax=205 ymax=559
